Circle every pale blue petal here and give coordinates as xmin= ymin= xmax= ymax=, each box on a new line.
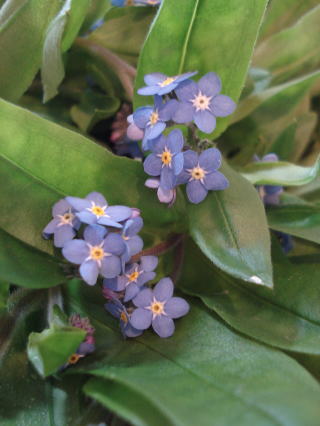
xmin=144 ymin=154 xmax=162 ymax=176
xmin=183 ymin=150 xmax=198 ymax=169
xmin=138 ymin=271 xmax=156 ymax=286
xmin=66 ymin=196 xmax=91 ymax=212
xmin=165 ymin=297 xmax=190 ymax=318
xmin=203 ymin=171 xmax=229 ymax=191
xmin=133 ymin=107 xmax=153 ymax=128
xmin=133 ymin=288 xmax=153 ymax=308
xmin=77 ymin=211 xmax=97 ymax=225
xmin=43 ymin=218 xmax=59 ymax=236
xmin=104 ymin=233 xmax=126 ymax=255
xmin=152 ymin=315 xmax=175 ymax=338
xmin=159 ymin=99 xmax=179 ymax=121
xmin=198 ymin=72 xmax=221 ymax=97
xmin=160 ymin=167 xmax=175 ymax=190
xmin=80 ymin=260 xmax=99 ymax=285
xmin=138 ymin=86 xmax=160 ymax=96
xmin=140 ymin=255 xmax=158 ymax=272
xmin=83 ymin=224 xmax=107 ymax=245
xmin=124 ymin=283 xmax=140 ymax=302
xmin=172 ymin=152 xmax=184 ymax=175
xmin=86 ymin=192 xmax=107 ymax=206
xmin=173 ymin=102 xmax=194 ymax=123
xmin=53 ymin=225 xmax=75 ymax=248
xmin=167 ymin=129 xmax=184 ymax=153
xmin=186 ymin=180 xmax=208 ymax=204
xmin=146 ymin=121 xmax=166 ymax=140
xmin=126 ymin=235 xmax=144 ymax=257
xmin=144 ymin=72 xmax=166 ymax=85
xmin=101 ymin=256 xmax=121 ymax=279
xmin=97 ymin=217 xmax=122 ymax=228
xmin=153 ymin=278 xmax=173 ymax=302
xmin=52 ymin=199 xmax=70 ymax=216
xmin=62 ymin=240 xmax=88 ymax=264
xmin=211 ymin=94 xmax=236 ymax=117
xmin=194 ymin=110 xmax=216 ymax=133
xmin=130 ymin=308 xmax=152 ymax=330
xmin=106 ymin=206 xmax=132 ymax=222
xmin=199 ymin=148 xmax=222 ymax=171
xmin=175 ymin=80 xmax=198 ymax=102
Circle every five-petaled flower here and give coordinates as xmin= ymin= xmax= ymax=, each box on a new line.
xmin=66 ymin=192 xmax=132 ymax=228
xmin=104 ymin=255 xmax=158 ymax=302
xmin=132 ymin=95 xmax=178 ymax=150
xmin=42 ymin=199 xmax=80 ymax=247
xmin=130 ymin=277 xmax=189 ymax=338
xmin=173 ymin=72 xmax=236 ymax=133
xmin=105 ymin=298 xmax=143 ymax=338
xmin=138 ymin=71 xmax=197 ymax=96
xmin=62 ymin=225 xmax=126 ymax=285
xmin=177 ymin=148 xmax=229 ymax=204
xmin=143 ymin=129 xmax=184 ymax=190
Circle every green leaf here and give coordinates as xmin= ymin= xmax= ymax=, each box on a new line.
xmin=135 ymin=0 xmax=269 ymax=138
xmin=267 ymin=204 xmax=320 ymax=245
xmin=0 ymin=0 xmax=61 ymax=102
xmin=66 ymin=281 xmax=320 ymax=426
xmin=0 ymin=281 xmax=9 ymax=313
xmin=27 ymin=325 xmax=86 ymax=377
xmin=241 ymin=157 xmax=320 ymax=186
xmin=41 ymin=0 xmax=91 ymax=102
xmin=180 ymin=239 xmax=320 ymax=354
xmin=81 ymin=0 xmax=111 ymax=33
xmin=254 ymin=5 xmax=320 ymax=84
xmin=189 ymin=162 xmax=273 ymax=287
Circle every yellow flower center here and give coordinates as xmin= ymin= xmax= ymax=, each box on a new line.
xmin=91 ymin=206 xmax=105 ymax=216
xmin=120 ymin=311 xmax=128 ymax=324
xmin=191 ymin=166 xmax=206 ymax=180
xmin=128 ymin=270 xmax=140 ymax=282
xmin=161 ymin=149 xmax=172 ymax=166
xmin=90 ymin=246 xmax=105 ymax=261
xmin=191 ymin=91 xmax=212 ymax=111
xmin=159 ymin=77 xmax=175 ymax=87
xmin=58 ymin=211 xmax=74 ymax=226
xmin=149 ymin=111 xmax=159 ymax=125
xmin=68 ymin=353 xmax=82 ymax=365
xmin=150 ymin=301 xmax=165 ymax=316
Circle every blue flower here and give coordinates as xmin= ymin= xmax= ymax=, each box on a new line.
xmin=173 ymin=72 xmax=236 ymax=133
xmin=105 ymin=299 xmax=143 ymax=338
xmin=42 ymin=199 xmax=80 ymax=248
xmin=132 ymin=96 xmax=178 ymax=150
xmin=255 ymin=154 xmax=283 ymax=206
xmin=177 ymin=148 xmax=229 ymax=204
xmin=138 ymin=71 xmax=198 ymax=96
xmin=274 ymin=231 xmax=294 ymax=254
xmin=103 ymin=255 xmax=158 ymax=302
xmin=121 ymin=216 xmax=144 ymax=262
xmin=130 ymin=278 xmax=189 ymax=338
xmin=62 ymin=225 xmax=126 ymax=285
xmin=143 ymin=129 xmax=184 ymax=190
xmin=66 ymin=192 xmax=132 ymax=228
xmin=145 ymin=178 xmax=177 ymax=204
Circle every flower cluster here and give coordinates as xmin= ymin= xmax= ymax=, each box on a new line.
xmin=66 ymin=314 xmax=95 ymax=366
xmin=112 ymin=0 xmax=161 ymax=7
xmin=128 ymin=71 xmax=236 ymax=204
xmin=43 ymin=192 xmax=189 ymax=338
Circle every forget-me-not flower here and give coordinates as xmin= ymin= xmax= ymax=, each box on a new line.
xmin=130 ymin=277 xmax=189 ymax=338
xmin=62 ymin=225 xmax=126 ymax=285
xmin=177 ymin=148 xmax=229 ymax=204
xmin=66 ymin=192 xmax=132 ymax=229
xmin=143 ymin=129 xmax=184 ymax=190
xmin=173 ymin=72 xmax=236 ymax=133
xmin=138 ymin=71 xmax=198 ymax=96
xmin=105 ymin=298 xmax=143 ymax=338
xmin=42 ymin=199 xmax=80 ymax=248
xmin=104 ymin=255 xmax=158 ymax=302
xmin=145 ymin=178 xmax=177 ymax=204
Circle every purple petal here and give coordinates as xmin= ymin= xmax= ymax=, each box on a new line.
xmin=159 ymin=99 xmax=179 ymax=121
xmin=133 ymin=107 xmax=153 ymax=129
xmin=145 ymin=178 xmax=160 ymax=189
xmin=76 ymin=211 xmax=97 ymax=225
xmin=165 ymin=297 xmax=190 ymax=318
xmin=175 ymin=80 xmax=198 ymax=102
xmin=84 ymin=224 xmax=107 ymax=245
xmin=175 ymin=71 xmax=198 ymax=83
xmin=126 ymin=235 xmax=144 ymax=257
xmin=101 ymin=256 xmax=121 ymax=278
xmin=144 ymin=154 xmax=162 ymax=176
xmin=211 ymin=94 xmax=236 ymax=117
xmin=167 ymin=129 xmax=184 ymax=154
xmin=198 ymin=72 xmax=221 ymax=97
xmin=172 ymin=152 xmax=184 ymax=175
xmin=124 ymin=283 xmax=140 ymax=302
xmin=138 ymin=86 xmax=161 ymax=96
xmin=132 ymin=288 xmax=153 ymax=308
xmin=152 ymin=135 xmax=167 ymax=154
xmin=106 ymin=206 xmax=132 ymax=222
xmin=194 ymin=110 xmax=216 ymax=133
xmin=176 ymin=170 xmax=190 ymax=185
xmin=104 ymin=233 xmax=126 ymax=255
xmin=160 ymin=167 xmax=175 ymax=190
xmin=53 ymin=225 xmax=75 ymax=248
xmin=199 ymin=148 xmax=222 ymax=171
xmin=86 ymin=192 xmax=107 ymax=206
xmin=123 ymin=323 xmax=143 ymax=338
xmin=43 ymin=218 xmax=59 ymax=236
xmin=97 ymin=217 xmax=122 ymax=228
xmin=127 ymin=123 xmax=144 ymax=140
xmin=145 ymin=121 xmax=166 ymax=140
xmin=62 ymin=240 xmax=88 ymax=264
xmin=138 ymin=271 xmax=156 ymax=286
xmin=140 ymin=255 xmax=158 ymax=272
xmin=52 ymin=199 xmax=71 ymax=216
xmin=103 ymin=277 xmax=124 ymax=291
xmin=66 ymin=196 xmax=91 ymax=212
xmin=183 ymin=150 xmax=198 ymax=169
xmin=262 ymin=153 xmax=279 ymax=162
xmin=153 ymin=278 xmax=173 ymax=302
xmin=186 ymin=180 xmax=208 ymax=204
xmin=144 ymin=72 xmax=166 ymax=85
xmin=80 ymin=260 xmax=99 ymax=285
xmin=130 ymin=308 xmax=152 ymax=330
xmin=124 ymin=217 xmax=143 ymax=237
xmin=204 ymin=171 xmax=229 ymax=191
xmin=157 ymin=186 xmax=175 ymax=203
xmin=173 ymin=102 xmax=194 ymax=123
xmin=152 ymin=315 xmax=175 ymax=338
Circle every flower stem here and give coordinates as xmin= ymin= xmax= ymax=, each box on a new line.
xmin=131 ymin=234 xmax=184 ymax=262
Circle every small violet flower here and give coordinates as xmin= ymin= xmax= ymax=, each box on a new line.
xmin=178 ymin=148 xmax=229 ymax=204
xmin=132 ymin=95 xmax=178 ymax=150
xmin=255 ymin=153 xmax=283 ymax=206
xmin=143 ymin=129 xmax=184 ymax=190
xmin=121 ymin=216 xmax=144 ymax=262
xmin=174 ymin=72 xmax=236 ymax=133
xmin=105 ymin=298 xmax=142 ymax=338
xmin=130 ymin=278 xmax=189 ymax=338
xmin=138 ymin=71 xmax=198 ymax=96
xmin=104 ymin=255 xmax=158 ymax=302
xmin=62 ymin=225 xmax=126 ymax=285
xmin=145 ymin=178 xmax=177 ymax=205
xmin=42 ymin=199 xmax=80 ymax=248
xmin=66 ymin=192 xmax=132 ymax=229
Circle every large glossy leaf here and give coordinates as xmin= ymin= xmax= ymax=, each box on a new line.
xmin=135 ymin=0 xmax=269 ymax=138
xmin=180 ymin=240 xmax=320 ymax=354
xmin=0 ymin=0 xmax=61 ymax=102
xmin=267 ymin=204 xmax=320 ymax=245
xmin=242 ymin=157 xmax=320 ymax=186
xmin=65 ymin=281 xmax=320 ymax=426
xmin=188 ymin=162 xmax=273 ymax=287
xmin=254 ymin=6 xmax=320 ymax=84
